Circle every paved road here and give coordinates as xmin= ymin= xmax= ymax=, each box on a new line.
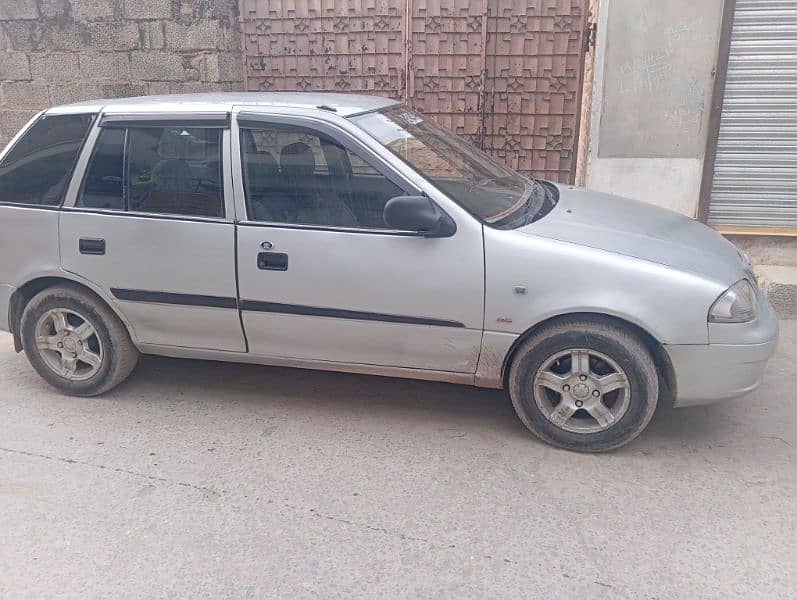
xmin=1 ymin=322 xmax=795 ymax=599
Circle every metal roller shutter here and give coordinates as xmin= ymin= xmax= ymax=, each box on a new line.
xmin=709 ymin=0 xmax=797 ymax=228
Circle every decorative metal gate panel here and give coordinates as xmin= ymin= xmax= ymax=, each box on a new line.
xmin=241 ymin=0 xmax=588 ymax=182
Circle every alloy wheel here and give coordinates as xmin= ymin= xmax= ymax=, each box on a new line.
xmin=34 ymin=308 xmax=104 ymax=381
xmin=533 ymin=348 xmax=631 ymax=434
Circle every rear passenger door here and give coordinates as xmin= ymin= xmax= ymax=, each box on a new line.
xmin=60 ymin=113 xmax=246 ymax=352
xmin=0 ymin=113 xmax=95 ymax=308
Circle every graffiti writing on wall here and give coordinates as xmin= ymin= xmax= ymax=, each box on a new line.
xmin=599 ymin=0 xmax=723 ymax=158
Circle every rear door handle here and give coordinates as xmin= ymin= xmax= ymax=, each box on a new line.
xmin=79 ymin=238 xmax=105 ymax=255
xmin=257 ymin=252 xmax=288 ymax=271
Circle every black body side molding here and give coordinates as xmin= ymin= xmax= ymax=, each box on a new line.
xmin=109 ymin=289 xmax=466 ymax=328
xmin=110 ymin=289 xmax=237 ymax=309
xmin=238 ymin=300 xmax=465 ymax=328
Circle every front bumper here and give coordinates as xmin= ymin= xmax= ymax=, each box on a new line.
xmin=667 ymin=338 xmax=778 ymax=407
xmin=0 ymin=284 xmax=14 ymax=333
xmin=667 ymin=294 xmax=779 ymax=407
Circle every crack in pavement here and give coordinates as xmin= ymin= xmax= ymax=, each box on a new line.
xmin=307 ymin=508 xmax=529 ymax=567
xmin=308 ymin=508 xmax=432 ymax=544
xmin=1 ymin=445 xmax=620 ymax=588
xmin=762 ymin=435 xmax=792 ymax=446
xmin=2 ymin=445 xmax=520 ymax=565
xmin=0 ymin=446 xmax=225 ymax=496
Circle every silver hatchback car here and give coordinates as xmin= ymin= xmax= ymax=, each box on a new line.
xmin=0 ymin=93 xmax=778 ymax=452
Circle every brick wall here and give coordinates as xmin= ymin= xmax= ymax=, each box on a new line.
xmin=0 ymin=0 xmax=244 ymax=148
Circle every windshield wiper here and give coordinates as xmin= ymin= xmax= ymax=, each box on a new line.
xmin=476 ymin=175 xmax=515 ymax=187
xmin=488 ymin=182 xmax=538 ymax=226
xmin=522 ymin=184 xmax=545 ymax=222
xmin=469 ymin=175 xmax=520 ymax=193
xmin=525 ymin=181 xmax=556 ymax=224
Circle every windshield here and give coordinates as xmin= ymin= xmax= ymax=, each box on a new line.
xmin=351 ymin=105 xmax=548 ymax=224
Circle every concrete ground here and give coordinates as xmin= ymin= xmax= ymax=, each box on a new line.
xmin=1 ymin=322 xmax=795 ymax=600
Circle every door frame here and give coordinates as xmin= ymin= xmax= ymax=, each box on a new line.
xmin=61 ymin=109 xmax=238 ymax=222
xmin=228 ymin=105 xmax=485 ymax=231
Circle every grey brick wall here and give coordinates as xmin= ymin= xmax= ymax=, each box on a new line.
xmin=0 ymin=0 xmax=244 ymax=147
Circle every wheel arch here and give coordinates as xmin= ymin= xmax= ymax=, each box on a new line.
xmin=499 ymin=312 xmax=676 ymax=404
xmin=8 ymin=274 xmax=137 ymax=352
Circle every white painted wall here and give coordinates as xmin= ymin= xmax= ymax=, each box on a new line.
xmin=586 ymin=158 xmax=704 ymax=215
xmin=585 ymin=0 xmax=724 ymax=218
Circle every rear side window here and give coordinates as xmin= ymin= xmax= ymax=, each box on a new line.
xmin=128 ymin=127 xmax=223 ymax=218
xmin=77 ymin=125 xmax=223 ymax=218
xmin=0 ymin=113 xmax=94 ymax=207
xmin=79 ymin=128 xmax=125 ymax=210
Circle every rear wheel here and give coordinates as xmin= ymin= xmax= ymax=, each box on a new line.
xmin=508 ymin=317 xmax=658 ymax=452
xmin=20 ymin=285 xmax=139 ymax=396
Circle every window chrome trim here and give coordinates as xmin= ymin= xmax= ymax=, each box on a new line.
xmin=0 ymin=201 xmax=61 ymax=211
xmin=236 ymin=219 xmax=423 ymax=236
xmin=62 ymin=206 xmax=231 ymax=225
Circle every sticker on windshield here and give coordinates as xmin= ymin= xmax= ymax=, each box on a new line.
xmin=397 ymin=111 xmax=423 ymax=125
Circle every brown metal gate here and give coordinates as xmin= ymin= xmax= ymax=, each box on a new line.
xmin=241 ymin=0 xmax=588 ymax=183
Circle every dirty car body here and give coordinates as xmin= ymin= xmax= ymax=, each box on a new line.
xmin=0 ymin=93 xmax=779 ymax=452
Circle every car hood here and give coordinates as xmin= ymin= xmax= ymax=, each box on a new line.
xmin=518 ymin=184 xmax=749 ymax=284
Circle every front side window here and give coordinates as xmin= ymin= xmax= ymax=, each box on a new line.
xmin=0 ymin=113 xmax=94 ymax=207
xmin=241 ymin=124 xmax=405 ymax=229
xmin=77 ymin=125 xmax=224 ymax=218
xmin=351 ymin=106 xmax=552 ymax=226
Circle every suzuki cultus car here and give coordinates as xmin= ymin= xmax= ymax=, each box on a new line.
xmin=0 ymin=93 xmax=778 ymax=451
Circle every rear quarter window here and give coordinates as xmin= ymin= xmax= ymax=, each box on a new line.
xmin=0 ymin=113 xmax=95 ymax=207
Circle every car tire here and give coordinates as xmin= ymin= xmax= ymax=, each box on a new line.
xmin=20 ymin=284 xmax=139 ymax=396
xmin=508 ymin=317 xmax=658 ymax=452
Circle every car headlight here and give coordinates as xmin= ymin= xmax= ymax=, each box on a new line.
xmin=709 ymin=279 xmax=758 ymax=323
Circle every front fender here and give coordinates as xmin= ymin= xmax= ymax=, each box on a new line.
xmin=483 ymin=228 xmax=727 ymax=346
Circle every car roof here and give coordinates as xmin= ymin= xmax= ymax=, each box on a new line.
xmin=46 ymin=92 xmax=400 ymax=118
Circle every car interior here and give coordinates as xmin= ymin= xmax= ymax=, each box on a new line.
xmin=241 ymin=128 xmax=404 ymax=228
xmin=127 ymin=127 xmax=223 ymax=218
xmin=79 ymin=123 xmax=407 ymax=225
xmin=79 ymin=126 xmax=224 ymax=218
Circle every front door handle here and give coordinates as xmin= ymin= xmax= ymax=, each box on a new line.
xmin=257 ymin=252 xmax=288 ymax=271
xmin=79 ymin=238 xmax=105 ymax=255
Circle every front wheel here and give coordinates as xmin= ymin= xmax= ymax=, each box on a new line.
xmin=20 ymin=284 xmax=139 ymax=396
xmin=508 ymin=317 xmax=658 ymax=452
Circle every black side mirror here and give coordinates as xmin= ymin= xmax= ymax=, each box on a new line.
xmin=383 ymin=195 xmax=457 ymax=238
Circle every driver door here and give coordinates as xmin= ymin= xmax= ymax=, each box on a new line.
xmin=233 ymin=112 xmax=485 ymax=373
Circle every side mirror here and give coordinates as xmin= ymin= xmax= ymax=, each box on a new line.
xmin=383 ymin=195 xmax=457 ymax=238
